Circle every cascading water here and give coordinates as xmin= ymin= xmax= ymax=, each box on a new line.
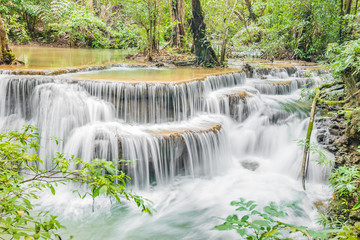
xmin=0 ymin=65 xmax=332 ymax=239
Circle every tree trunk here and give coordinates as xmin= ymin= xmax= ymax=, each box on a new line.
xmin=0 ymin=16 xmax=15 ymax=65
xmin=339 ymin=0 xmax=344 ymax=42
xmin=169 ymin=0 xmax=186 ymax=48
xmin=190 ymin=0 xmax=219 ymax=67
xmin=346 ymin=0 xmax=353 ymax=14
xmin=234 ymin=10 xmax=253 ymax=44
xmin=220 ymin=0 xmax=238 ymax=65
xmin=344 ymin=0 xmax=353 ymax=34
xmin=244 ymin=0 xmax=256 ymax=21
xmin=148 ymin=21 xmax=154 ymax=61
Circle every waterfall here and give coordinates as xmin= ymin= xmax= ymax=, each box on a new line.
xmin=0 ymin=65 xmax=332 ymax=239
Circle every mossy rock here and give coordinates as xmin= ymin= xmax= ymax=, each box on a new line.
xmin=346 ymin=109 xmax=360 ymax=142
xmin=9 ymin=51 xmax=15 ymax=61
xmin=3 ymin=50 xmax=15 ymax=64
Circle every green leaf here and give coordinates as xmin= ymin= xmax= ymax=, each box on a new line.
xmin=99 ymin=185 xmax=108 ymax=196
xmin=92 ymin=187 xmax=100 ymax=198
xmin=236 ymin=228 xmax=246 ymax=236
xmin=49 ymin=185 xmax=56 ymax=195
xmin=241 ymin=215 xmax=249 ymax=222
xmin=236 ymin=206 xmax=248 ymax=211
xmin=249 ymin=204 xmax=257 ymax=211
xmin=214 ymin=223 xmax=234 ymax=231
xmin=252 ymin=220 xmax=271 ymax=227
xmin=23 ymin=198 xmax=32 ymax=208
xmin=352 ymin=200 xmax=360 ymax=210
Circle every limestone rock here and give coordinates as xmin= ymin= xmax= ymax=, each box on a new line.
xmin=241 ymin=159 xmax=260 ymax=171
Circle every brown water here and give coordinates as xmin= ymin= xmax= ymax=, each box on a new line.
xmin=3 ymin=46 xmax=138 ymax=70
xmin=71 ymin=67 xmax=238 ymax=83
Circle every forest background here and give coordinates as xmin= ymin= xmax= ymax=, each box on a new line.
xmin=1 ymin=0 xmax=359 ymax=64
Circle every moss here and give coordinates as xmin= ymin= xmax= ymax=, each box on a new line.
xmin=9 ymin=51 xmax=15 ymax=61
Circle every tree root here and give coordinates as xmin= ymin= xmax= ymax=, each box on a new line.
xmin=318 ymin=89 xmax=360 ymax=106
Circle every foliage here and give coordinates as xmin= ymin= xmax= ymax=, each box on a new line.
xmin=1 ymin=0 xmax=358 ymax=61
xmin=297 ymin=139 xmax=332 ymax=168
xmin=252 ymin=0 xmax=340 ymax=60
xmin=329 ymin=166 xmax=360 ymax=213
xmin=214 ymin=198 xmax=342 ymax=239
xmin=337 ymin=107 xmax=360 ymax=124
xmin=329 ymin=166 xmax=360 ymax=199
xmin=0 ymin=125 xmax=150 ymax=239
xmin=34 ymin=0 xmax=113 ymax=48
xmin=0 ymin=0 xmax=140 ymax=48
xmin=327 ymin=39 xmax=360 ymax=77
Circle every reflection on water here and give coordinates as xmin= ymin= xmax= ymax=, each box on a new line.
xmin=71 ymin=67 xmax=238 ymax=83
xmin=5 ymin=46 xmax=137 ymax=69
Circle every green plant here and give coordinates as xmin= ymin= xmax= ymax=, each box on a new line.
xmin=337 ymin=108 xmax=360 ymax=124
xmin=299 ymin=81 xmax=316 ymax=101
xmin=330 ymin=166 xmax=360 ymax=198
xmin=327 ymin=40 xmax=360 ymax=77
xmin=329 ymin=166 xmax=360 ymax=211
xmin=214 ymin=199 xmax=360 ymax=239
xmin=214 ymin=198 xmax=332 ymax=239
xmin=297 ymin=139 xmax=332 ymax=168
xmin=0 ymin=125 xmax=150 ymax=239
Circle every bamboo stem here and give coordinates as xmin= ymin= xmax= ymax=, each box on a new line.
xmin=301 ymin=90 xmax=319 ymax=190
xmin=301 ymin=80 xmax=344 ymax=190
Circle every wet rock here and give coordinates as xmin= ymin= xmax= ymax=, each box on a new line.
xmin=314 ymin=201 xmax=328 ymax=216
xmin=329 ymin=128 xmax=342 ymax=136
xmin=154 ymin=63 xmax=165 ymax=67
xmin=330 ymin=124 xmax=341 ymax=130
xmin=334 ymin=135 xmax=348 ymax=145
xmin=316 ymin=118 xmax=327 ymax=124
xmin=241 ymin=159 xmax=260 ymax=171
xmin=327 ymin=145 xmax=338 ymax=152
xmin=317 ymin=129 xmax=327 ymax=134
xmin=317 ymin=133 xmax=326 ymax=144
xmin=346 ymin=110 xmax=360 ymax=140
xmin=243 ymin=63 xmax=254 ymax=77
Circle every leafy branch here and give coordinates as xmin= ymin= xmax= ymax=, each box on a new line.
xmin=0 ymin=125 xmax=151 ymax=240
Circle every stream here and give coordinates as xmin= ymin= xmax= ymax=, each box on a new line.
xmin=0 ymin=58 xmax=332 ymax=239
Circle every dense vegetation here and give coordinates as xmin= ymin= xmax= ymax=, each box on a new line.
xmin=0 ymin=0 xmax=359 ymax=63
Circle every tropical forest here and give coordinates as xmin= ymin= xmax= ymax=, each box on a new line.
xmin=0 ymin=0 xmax=360 ymax=239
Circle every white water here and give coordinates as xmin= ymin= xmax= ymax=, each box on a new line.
xmin=0 ymin=66 xmax=332 ymax=239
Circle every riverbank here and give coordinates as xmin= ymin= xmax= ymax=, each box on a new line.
xmin=315 ymin=99 xmax=360 ymax=236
